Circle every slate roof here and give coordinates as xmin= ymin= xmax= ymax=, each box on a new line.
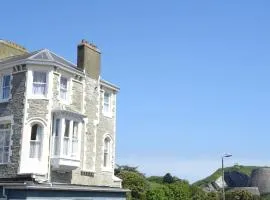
xmin=0 ymin=49 xmax=76 ymax=69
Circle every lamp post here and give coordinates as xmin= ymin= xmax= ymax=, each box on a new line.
xmin=222 ymin=153 xmax=232 ymax=200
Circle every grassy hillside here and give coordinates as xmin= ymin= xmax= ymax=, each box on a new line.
xmin=193 ymin=165 xmax=261 ymax=187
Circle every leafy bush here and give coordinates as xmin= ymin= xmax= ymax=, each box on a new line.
xmin=225 ymin=190 xmax=259 ymax=200
xmin=117 ymin=170 xmax=149 ymax=200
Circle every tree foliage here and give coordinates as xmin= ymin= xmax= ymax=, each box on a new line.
xmin=117 ymin=169 xmax=149 ymax=200
xmin=116 ymin=165 xmax=262 ymax=200
xmin=226 ymin=190 xmax=259 ymax=200
xmin=163 ymin=173 xmax=174 ymax=184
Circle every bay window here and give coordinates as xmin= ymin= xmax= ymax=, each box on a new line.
xmin=0 ymin=123 xmax=11 ymax=164
xmin=32 ymin=71 xmax=47 ymax=96
xmin=52 ymin=118 xmax=80 ymax=159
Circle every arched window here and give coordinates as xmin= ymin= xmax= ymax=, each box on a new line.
xmin=103 ymin=137 xmax=111 ymax=167
xmin=29 ymin=124 xmax=42 ymax=159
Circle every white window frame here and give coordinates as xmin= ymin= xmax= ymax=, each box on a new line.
xmin=0 ymin=74 xmax=11 ymax=103
xmin=32 ymin=71 xmax=47 ymax=97
xmin=102 ymin=91 xmax=113 ymax=117
xmin=29 ymin=123 xmax=43 ymax=160
xmin=0 ymin=119 xmax=12 ymax=164
xmin=59 ymin=76 xmax=70 ymax=103
xmin=102 ymin=135 xmax=113 ymax=171
xmin=27 ymin=69 xmax=50 ymax=99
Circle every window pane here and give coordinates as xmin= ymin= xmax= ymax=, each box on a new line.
xmin=4 ymin=131 xmax=10 ymax=146
xmin=73 ymin=122 xmax=78 ymax=138
xmin=104 ymin=153 xmax=108 ymax=167
xmin=0 ymin=133 xmax=4 ymax=147
xmin=2 ymin=86 xmax=10 ymax=99
xmin=64 ymin=120 xmax=70 ymax=137
xmin=3 ymin=152 xmax=8 ymax=163
xmin=0 ymin=123 xmax=10 ymax=164
xmin=55 ymin=119 xmax=60 ymax=136
xmin=3 ymin=75 xmax=10 ymax=87
xmin=31 ymin=124 xmax=38 ymax=140
xmin=33 ymin=72 xmax=46 ymax=83
xmin=104 ymin=92 xmax=110 ymax=104
xmin=0 ymin=148 xmax=3 ymax=163
xmin=60 ymin=77 xmax=67 ymax=89
xmin=29 ymin=141 xmax=40 ymax=158
xmin=60 ymin=77 xmax=68 ymax=100
xmin=63 ymin=137 xmax=69 ymax=156
xmin=33 ymin=83 xmax=46 ymax=95
xmin=33 ymin=72 xmax=46 ymax=95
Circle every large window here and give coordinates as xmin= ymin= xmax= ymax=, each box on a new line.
xmin=52 ymin=118 xmax=79 ymax=158
xmin=29 ymin=124 xmax=42 ymax=159
xmin=0 ymin=75 xmax=11 ymax=100
xmin=32 ymin=71 xmax=47 ymax=95
xmin=60 ymin=76 xmax=68 ymax=101
xmin=103 ymin=92 xmax=112 ymax=115
xmin=103 ymin=137 xmax=111 ymax=168
xmin=0 ymin=123 xmax=11 ymax=164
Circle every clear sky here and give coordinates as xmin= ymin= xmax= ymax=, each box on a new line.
xmin=2 ymin=0 xmax=270 ymax=182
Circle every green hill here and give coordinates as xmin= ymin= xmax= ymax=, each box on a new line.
xmin=193 ymin=165 xmax=262 ymax=187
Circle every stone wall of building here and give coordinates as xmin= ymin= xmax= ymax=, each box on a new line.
xmin=70 ymin=80 xmax=83 ymax=112
xmin=27 ymin=99 xmax=49 ymax=120
xmin=0 ymin=72 xmax=26 ymax=177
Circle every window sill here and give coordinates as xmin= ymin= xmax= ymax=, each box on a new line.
xmin=59 ymin=99 xmax=70 ymax=105
xmin=0 ymin=99 xmax=10 ymax=103
xmin=101 ymin=168 xmax=113 ymax=172
xmin=0 ymin=162 xmax=10 ymax=165
xmin=28 ymin=95 xmax=49 ymax=100
xmin=102 ymin=112 xmax=113 ymax=118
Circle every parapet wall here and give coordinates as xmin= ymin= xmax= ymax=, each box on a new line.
xmin=0 ymin=40 xmax=28 ymax=60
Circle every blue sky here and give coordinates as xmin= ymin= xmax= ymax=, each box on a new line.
xmin=2 ymin=0 xmax=270 ymax=182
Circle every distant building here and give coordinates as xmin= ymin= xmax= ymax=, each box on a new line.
xmin=0 ymin=39 xmax=127 ymax=199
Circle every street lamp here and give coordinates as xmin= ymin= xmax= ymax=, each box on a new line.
xmin=222 ymin=153 xmax=232 ymax=200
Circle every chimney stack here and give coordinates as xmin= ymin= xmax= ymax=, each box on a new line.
xmin=77 ymin=40 xmax=101 ymax=80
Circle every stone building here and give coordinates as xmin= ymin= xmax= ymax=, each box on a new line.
xmin=0 ymin=39 xmax=127 ymax=199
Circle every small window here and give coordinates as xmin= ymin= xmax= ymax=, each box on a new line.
xmin=32 ymin=71 xmax=47 ymax=95
xmin=29 ymin=124 xmax=42 ymax=159
xmin=0 ymin=123 xmax=11 ymax=164
xmin=60 ymin=77 xmax=68 ymax=100
xmin=103 ymin=92 xmax=112 ymax=115
xmin=2 ymin=75 xmax=11 ymax=100
xmin=103 ymin=137 xmax=111 ymax=167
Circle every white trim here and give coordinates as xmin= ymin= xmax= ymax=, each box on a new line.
xmin=0 ymin=59 xmax=84 ymax=76
xmin=102 ymin=90 xmax=113 ymax=118
xmin=101 ymin=134 xmax=113 ymax=172
xmin=59 ymin=75 xmax=70 ymax=104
